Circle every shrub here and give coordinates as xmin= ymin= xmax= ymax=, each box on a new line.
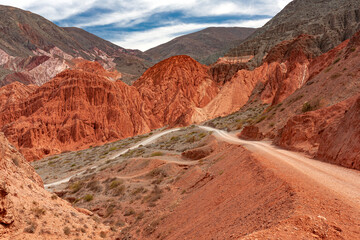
xmin=69 ymin=182 xmax=82 ymax=193
xmin=331 ymin=73 xmax=342 ymax=79
xmin=333 ymin=58 xmax=341 ymax=64
xmin=109 ymin=179 xmax=123 ymax=189
xmin=32 ymin=207 xmax=46 ymax=218
xmin=83 ymin=194 xmax=94 ymax=202
xmin=302 ymin=102 xmax=312 ymax=112
xmin=123 ymin=208 xmax=135 ymax=216
xmin=24 ymin=222 xmax=37 ymax=233
xmin=302 ymin=100 xmax=320 ymax=113
xmin=150 ymin=152 xmax=164 ymax=157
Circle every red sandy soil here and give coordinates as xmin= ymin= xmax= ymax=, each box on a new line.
xmin=115 ymin=139 xmax=360 ymax=239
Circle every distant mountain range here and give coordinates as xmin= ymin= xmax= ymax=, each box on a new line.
xmin=0 ymin=5 xmax=151 ymax=85
xmin=0 ymin=5 xmax=257 ymax=86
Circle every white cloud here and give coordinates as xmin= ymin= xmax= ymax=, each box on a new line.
xmin=0 ymin=0 xmax=293 ymax=50
xmin=113 ymin=19 xmax=270 ymax=51
xmin=1 ymin=0 xmax=293 ymax=24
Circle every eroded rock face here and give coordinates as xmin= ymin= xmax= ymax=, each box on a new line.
xmin=0 ymin=56 xmax=219 ymax=161
xmin=0 ymin=61 xmax=157 ymax=161
xmin=0 ymin=132 xmax=110 ymax=239
xmin=193 ymin=35 xmax=319 ymax=122
xmin=134 ymin=55 xmax=219 ymax=126
xmin=316 ymin=96 xmax=360 ymax=170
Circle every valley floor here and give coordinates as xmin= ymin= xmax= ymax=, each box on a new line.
xmin=33 ymin=126 xmax=360 ymax=239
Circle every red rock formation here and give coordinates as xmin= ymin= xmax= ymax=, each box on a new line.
xmin=316 ymin=95 xmax=360 ymax=170
xmin=134 ymin=55 xmax=219 ymax=126
xmin=0 ymin=132 xmax=110 ymax=239
xmin=0 ymin=56 xmax=220 ymax=161
xmin=0 ymin=62 xmax=158 ymax=161
xmin=193 ymin=35 xmax=323 ymax=122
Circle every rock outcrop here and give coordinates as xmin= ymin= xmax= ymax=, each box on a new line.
xmin=0 ymin=132 xmax=109 ymax=239
xmin=238 ymin=126 xmax=264 ymax=141
xmin=0 ymin=81 xmax=37 ymax=111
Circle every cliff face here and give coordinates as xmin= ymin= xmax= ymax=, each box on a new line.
xmin=0 ymin=132 xmax=109 ymax=239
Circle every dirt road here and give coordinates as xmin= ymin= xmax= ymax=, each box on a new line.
xmin=44 ymin=128 xmax=181 ymax=189
xmin=199 ymin=126 xmax=360 ymax=207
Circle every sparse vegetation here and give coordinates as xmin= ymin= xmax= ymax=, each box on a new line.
xmin=109 ymin=179 xmax=123 ymax=189
xmin=24 ymin=222 xmax=37 ymax=233
xmin=333 ymin=58 xmax=341 ymax=64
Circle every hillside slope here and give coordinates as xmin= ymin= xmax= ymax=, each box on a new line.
xmin=146 ymin=27 xmax=255 ymax=65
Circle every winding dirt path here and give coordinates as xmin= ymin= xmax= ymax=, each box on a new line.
xmin=199 ymin=126 xmax=360 ymax=207
xmin=45 ymin=125 xmax=360 ymax=209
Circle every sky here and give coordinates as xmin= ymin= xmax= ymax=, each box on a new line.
xmin=0 ymin=0 xmax=293 ymax=51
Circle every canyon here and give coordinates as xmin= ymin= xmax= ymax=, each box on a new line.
xmin=1 ymin=0 xmax=360 ymax=239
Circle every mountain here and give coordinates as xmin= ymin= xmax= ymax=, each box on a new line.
xmin=134 ymin=55 xmax=219 ymax=125
xmin=145 ymin=27 xmax=256 ymax=65
xmin=0 ymin=5 xmax=150 ymax=86
xmin=226 ymin=0 xmax=360 ymax=67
